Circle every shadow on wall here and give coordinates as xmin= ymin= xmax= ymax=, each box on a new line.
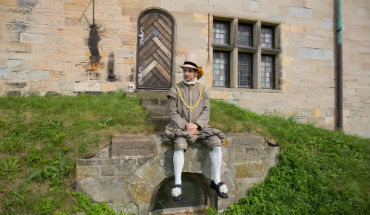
xmin=107 ymin=52 xmax=116 ymax=81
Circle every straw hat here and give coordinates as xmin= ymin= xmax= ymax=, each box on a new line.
xmin=180 ymin=52 xmax=204 ymax=79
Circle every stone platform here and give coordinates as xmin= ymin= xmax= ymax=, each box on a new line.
xmin=75 ymin=134 xmax=280 ymax=215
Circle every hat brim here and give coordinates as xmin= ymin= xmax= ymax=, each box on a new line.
xmin=180 ymin=64 xmax=199 ymax=71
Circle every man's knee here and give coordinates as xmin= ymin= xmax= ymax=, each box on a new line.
xmin=174 ymin=137 xmax=188 ymax=151
xmin=204 ymin=135 xmax=222 ymax=148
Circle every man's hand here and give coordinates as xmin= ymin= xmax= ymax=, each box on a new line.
xmin=186 ymin=123 xmax=199 ymax=134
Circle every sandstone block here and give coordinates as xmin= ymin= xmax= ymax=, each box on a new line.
xmin=111 ymin=135 xmax=157 ymax=158
xmin=0 ymin=42 xmax=31 ymax=53
xmin=0 ymin=69 xmax=10 ymax=79
xmin=20 ymin=33 xmax=45 ymax=44
xmin=235 ymin=162 xmax=264 ymax=178
xmin=76 ymin=166 xmax=99 ymax=179
xmin=7 ymin=59 xmax=23 ymax=69
xmin=289 ymin=6 xmax=313 ymax=18
xmin=76 ymin=177 xmax=124 ymax=203
xmin=101 ymin=166 xmax=115 ymax=176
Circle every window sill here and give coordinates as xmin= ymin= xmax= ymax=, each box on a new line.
xmin=237 ymin=46 xmax=258 ymax=53
xmin=210 ymin=87 xmax=283 ymax=93
xmin=261 ymin=48 xmax=281 ymax=55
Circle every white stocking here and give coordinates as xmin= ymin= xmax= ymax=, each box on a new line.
xmin=173 ymin=149 xmax=184 ymax=185
xmin=211 ymin=146 xmax=222 ymax=184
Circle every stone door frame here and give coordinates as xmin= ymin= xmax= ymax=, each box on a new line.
xmin=135 ymin=8 xmax=176 ymax=91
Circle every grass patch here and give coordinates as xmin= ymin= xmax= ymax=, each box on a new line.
xmin=0 ymin=92 xmax=152 ymax=214
xmin=210 ymin=100 xmax=370 ymax=215
xmin=0 ymin=93 xmax=368 ymax=214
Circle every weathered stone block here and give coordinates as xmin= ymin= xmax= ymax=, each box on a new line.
xmin=235 ymin=162 xmax=264 ymax=178
xmin=76 ymin=166 xmax=99 ymax=179
xmin=0 ymin=69 xmax=10 ymax=79
xmin=29 ymin=70 xmax=50 ymax=81
xmin=7 ymin=90 xmax=22 ymax=96
xmin=228 ymin=133 xmax=265 ymax=146
xmin=20 ymin=33 xmax=46 ymax=44
xmin=0 ymin=42 xmax=31 ymax=53
xmin=107 ymin=203 xmax=139 ymax=215
xmin=115 ymin=163 xmax=137 ymax=176
xmin=141 ymin=98 xmax=159 ymax=106
xmin=77 ymin=159 xmax=98 ymax=166
xmin=5 ymin=82 xmax=27 ymax=89
xmin=73 ymin=81 xmax=101 ymax=92
xmin=234 ymin=147 xmax=261 ymax=162
xmin=0 ymin=0 xmax=17 ymax=6
xmin=76 ymin=177 xmax=124 ymax=203
xmin=101 ymin=166 xmax=115 ymax=176
xmin=129 ymin=175 xmax=154 ymax=205
xmin=297 ymin=47 xmax=333 ymax=60
xmin=7 ymin=59 xmax=23 ymax=69
xmin=145 ymin=106 xmax=169 ymax=117
xmin=111 ymin=135 xmax=157 ymax=158
xmin=289 ymin=6 xmax=313 ymax=18
xmin=17 ymin=0 xmax=38 ymax=8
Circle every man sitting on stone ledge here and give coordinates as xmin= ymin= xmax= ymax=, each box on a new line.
xmin=163 ymin=52 xmax=228 ymax=201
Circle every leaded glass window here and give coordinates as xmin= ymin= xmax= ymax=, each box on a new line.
xmin=238 ymin=53 xmax=252 ymax=87
xmin=261 ymin=27 xmax=273 ymax=49
xmin=261 ymin=55 xmax=274 ymax=88
xmin=213 ymin=51 xmax=229 ymax=87
xmin=213 ymin=21 xmax=229 ymax=45
xmin=238 ymin=24 xmax=252 ymax=46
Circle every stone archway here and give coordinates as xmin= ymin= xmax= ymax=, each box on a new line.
xmin=76 ymin=133 xmax=280 ymax=214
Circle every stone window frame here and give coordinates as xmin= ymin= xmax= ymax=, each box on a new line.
xmin=210 ymin=15 xmax=282 ymax=90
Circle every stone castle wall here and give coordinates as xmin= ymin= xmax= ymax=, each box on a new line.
xmin=0 ymin=0 xmax=369 ymax=137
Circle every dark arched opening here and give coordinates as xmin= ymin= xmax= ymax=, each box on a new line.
xmin=150 ymin=173 xmax=217 ymax=214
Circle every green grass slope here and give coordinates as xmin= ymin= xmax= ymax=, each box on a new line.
xmin=0 ymin=93 xmax=369 ymax=215
xmin=211 ymin=100 xmax=370 ymax=215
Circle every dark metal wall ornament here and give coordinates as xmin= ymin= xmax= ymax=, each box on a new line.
xmin=85 ymin=0 xmax=101 ymax=73
xmin=136 ymin=9 xmax=175 ymax=90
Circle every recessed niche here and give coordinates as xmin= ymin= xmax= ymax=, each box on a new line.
xmin=152 ymin=173 xmax=209 ymax=211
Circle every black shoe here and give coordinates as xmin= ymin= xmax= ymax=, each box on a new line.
xmin=171 ymin=184 xmax=183 ymax=201
xmin=211 ymin=180 xmax=228 ymax=199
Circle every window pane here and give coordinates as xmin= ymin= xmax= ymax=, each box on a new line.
xmin=213 ymin=22 xmax=229 ymax=45
xmin=261 ymin=27 xmax=273 ymax=49
xmin=238 ymin=23 xmax=252 ymax=46
xmin=261 ymin=55 xmax=274 ymax=89
xmin=213 ymin=52 xmax=229 ymax=87
xmin=238 ymin=53 xmax=252 ymax=87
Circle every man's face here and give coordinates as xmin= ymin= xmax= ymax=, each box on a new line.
xmin=183 ymin=68 xmax=197 ymax=82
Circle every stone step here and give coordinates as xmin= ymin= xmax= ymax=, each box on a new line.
xmin=148 ymin=117 xmax=170 ymax=131
xmin=141 ymin=97 xmax=168 ymax=106
xmin=144 ymin=105 xmax=169 ymax=117
xmin=125 ymin=91 xmax=168 ymax=99
xmin=151 ymin=205 xmax=208 ymax=215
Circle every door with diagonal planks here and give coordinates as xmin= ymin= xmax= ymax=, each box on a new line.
xmin=136 ymin=10 xmax=174 ymax=90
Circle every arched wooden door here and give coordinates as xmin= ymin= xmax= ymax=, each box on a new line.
xmin=136 ymin=10 xmax=174 ymax=90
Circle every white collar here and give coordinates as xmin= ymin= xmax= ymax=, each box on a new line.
xmin=182 ymin=77 xmax=198 ymax=85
